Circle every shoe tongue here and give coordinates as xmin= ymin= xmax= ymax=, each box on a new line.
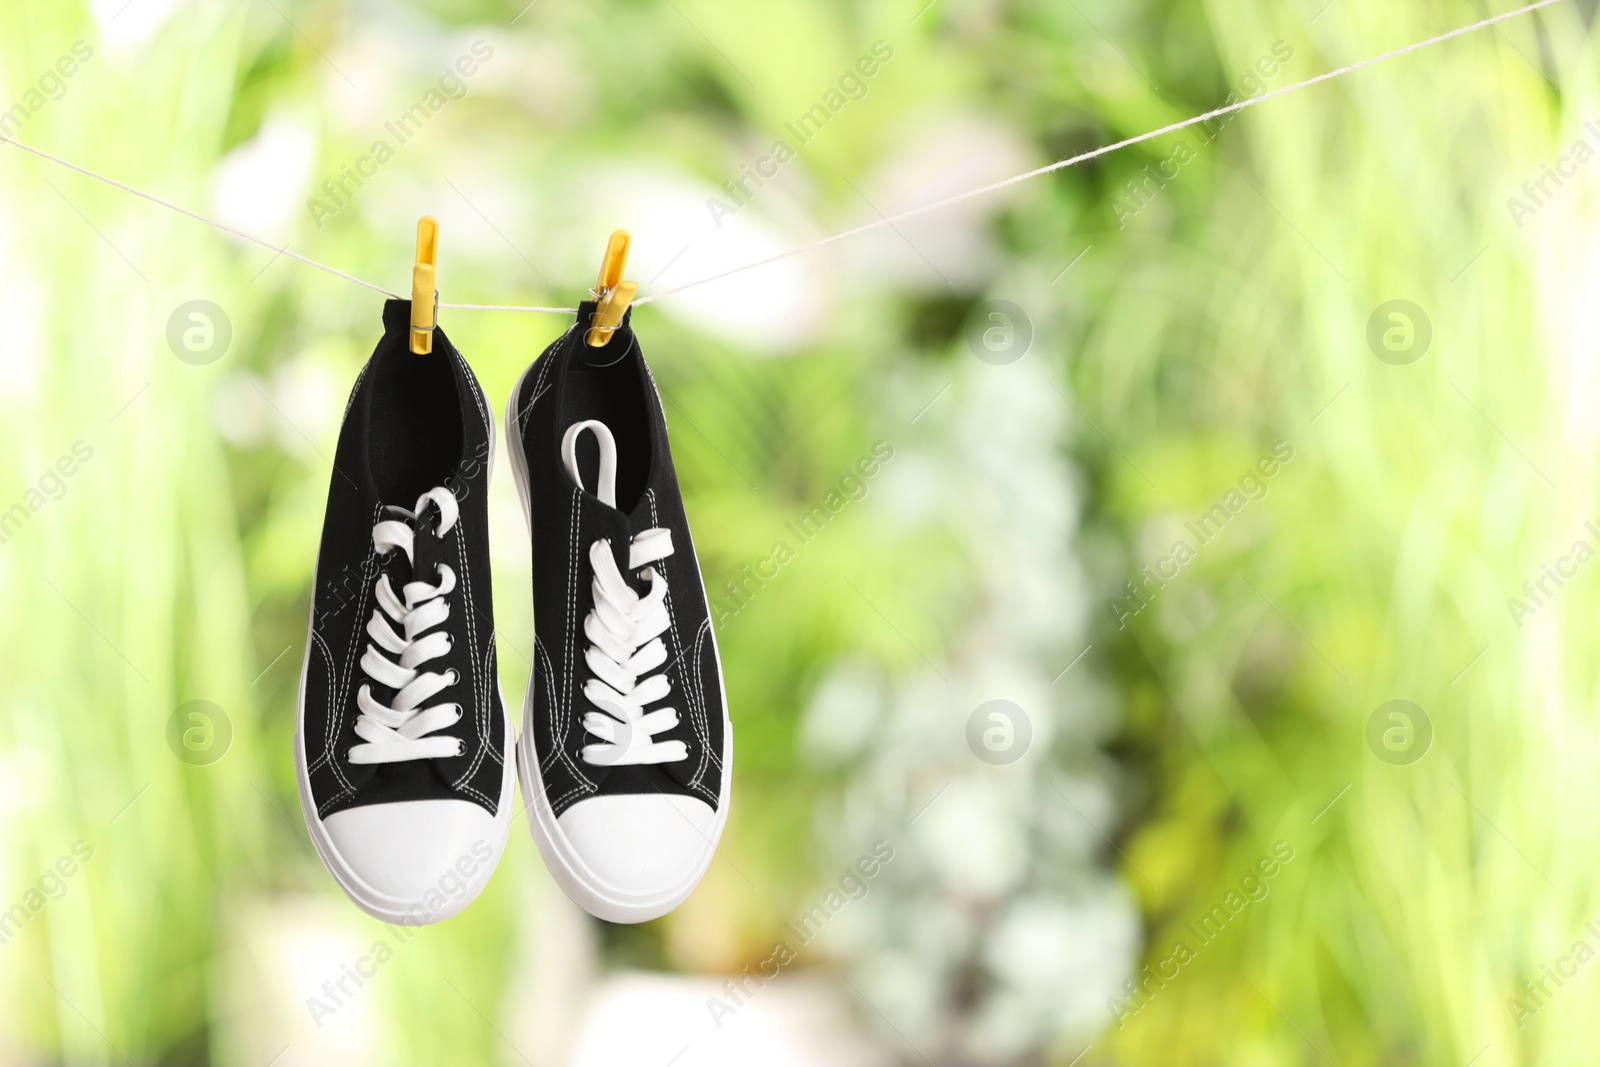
xmin=375 ymin=501 xmax=448 ymax=589
xmin=625 ymin=491 xmax=655 ymax=528
xmin=586 ymin=503 xmax=643 ymax=590
xmin=409 ymin=522 xmax=447 ymax=590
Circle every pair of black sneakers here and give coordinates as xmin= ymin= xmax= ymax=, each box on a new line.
xmin=294 ymin=300 xmax=731 ymax=925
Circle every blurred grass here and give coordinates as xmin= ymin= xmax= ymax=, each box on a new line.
xmin=1080 ymin=3 xmax=1600 ymax=1064
xmin=1 ymin=0 xmax=1598 ymax=1064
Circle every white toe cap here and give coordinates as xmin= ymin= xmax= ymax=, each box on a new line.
xmin=322 ymin=799 xmax=498 ymax=922
xmin=556 ymin=793 xmax=719 ymax=902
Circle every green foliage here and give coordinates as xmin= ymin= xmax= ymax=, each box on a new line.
xmin=0 ymin=0 xmax=1594 ymax=1063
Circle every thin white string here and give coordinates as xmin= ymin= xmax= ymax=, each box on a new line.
xmin=0 ymin=0 xmax=1562 ymax=316
xmin=636 ymin=0 xmax=1566 ymax=305
xmin=0 ymin=132 xmax=407 ymax=299
xmin=439 ymin=301 xmax=578 ymax=312
xmin=0 ymin=131 xmax=587 ymax=312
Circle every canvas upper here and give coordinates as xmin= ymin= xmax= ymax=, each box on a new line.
xmin=506 ymin=303 xmax=731 ymax=922
xmin=295 ymin=299 xmax=512 ymax=924
xmin=512 ymin=306 xmax=727 ymax=815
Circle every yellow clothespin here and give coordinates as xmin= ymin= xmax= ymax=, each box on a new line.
xmin=410 ymin=216 xmax=439 ymax=354
xmin=585 ymin=229 xmax=639 ymax=348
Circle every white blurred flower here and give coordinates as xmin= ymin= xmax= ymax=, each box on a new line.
xmin=482 ymin=34 xmax=594 ymax=124
xmin=800 ymin=660 xmax=886 ymax=766
xmin=983 ymin=890 xmax=1139 ymax=1018
xmin=219 ymin=898 xmax=392 ymax=1067
xmin=871 ymin=447 xmax=944 ymax=529
xmin=210 ymin=112 xmax=316 ymax=238
xmin=848 ymin=111 xmax=1035 ymax=294
xmin=90 ymin=0 xmax=178 ymax=55
xmin=211 ymin=372 xmax=274 ymax=449
xmin=270 ymin=351 xmax=344 ymax=457
xmin=913 ymin=779 xmax=1029 ymax=897
xmin=804 ymin=318 xmax=1139 ymax=1062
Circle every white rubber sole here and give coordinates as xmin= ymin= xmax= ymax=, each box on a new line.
xmin=504 ymin=358 xmax=734 ymax=925
xmin=293 ymin=376 xmax=516 ymax=926
xmin=292 ymin=698 xmax=515 ymax=925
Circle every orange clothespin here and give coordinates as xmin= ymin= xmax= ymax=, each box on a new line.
xmin=585 ymin=229 xmax=639 ymax=348
xmin=410 ymin=216 xmax=439 ymax=354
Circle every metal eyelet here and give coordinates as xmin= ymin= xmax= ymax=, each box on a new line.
xmin=446 ymin=668 xmax=460 ymax=686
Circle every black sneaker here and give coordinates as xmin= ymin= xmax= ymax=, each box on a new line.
xmin=506 ymin=305 xmax=732 ymax=923
xmin=294 ymin=300 xmax=514 ymax=925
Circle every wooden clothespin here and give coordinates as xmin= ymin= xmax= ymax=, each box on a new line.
xmin=410 ymin=216 xmax=439 ymax=354
xmin=585 ymin=229 xmax=639 ymax=348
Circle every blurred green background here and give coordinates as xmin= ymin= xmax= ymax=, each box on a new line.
xmin=0 ymin=0 xmax=1594 ymax=1063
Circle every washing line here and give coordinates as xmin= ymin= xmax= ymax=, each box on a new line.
xmin=0 ymin=0 xmax=1566 ymax=314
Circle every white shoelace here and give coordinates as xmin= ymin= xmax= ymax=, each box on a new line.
xmin=563 ymin=420 xmax=688 ymax=767
xmin=348 ymin=487 xmax=466 ymax=765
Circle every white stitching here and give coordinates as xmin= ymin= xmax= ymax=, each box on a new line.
xmin=548 ymin=779 xmax=595 ymax=810
xmin=308 ymin=633 xmax=350 ymax=805
xmin=339 ymin=361 xmax=371 ymax=422
xmin=685 ymin=626 xmax=719 ymax=801
xmin=482 ymin=634 xmax=503 ymax=766
xmin=535 ymin=634 xmax=559 ymax=774
xmin=316 ymin=593 xmax=357 ymax=818
xmin=450 ymin=516 xmax=490 ymax=792
xmin=457 ymin=781 xmax=494 ymax=806
xmin=457 ymin=349 xmax=491 ymax=438
xmin=449 ymin=363 xmax=497 ymax=803
xmin=690 ymin=618 xmax=723 ymax=776
xmin=327 ymin=502 xmax=383 ymax=797
xmin=534 ymin=636 xmax=594 ymax=803
xmin=520 ymin=328 xmax=572 ymax=434
xmin=559 ymin=488 xmax=579 ymax=773
xmin=557 ymin=486 xmax=598 ymax=790
xmin=648 ymin=490 xmax=712 ymax=791
xmin=635 ymin=364 xmax=722 ymax=798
